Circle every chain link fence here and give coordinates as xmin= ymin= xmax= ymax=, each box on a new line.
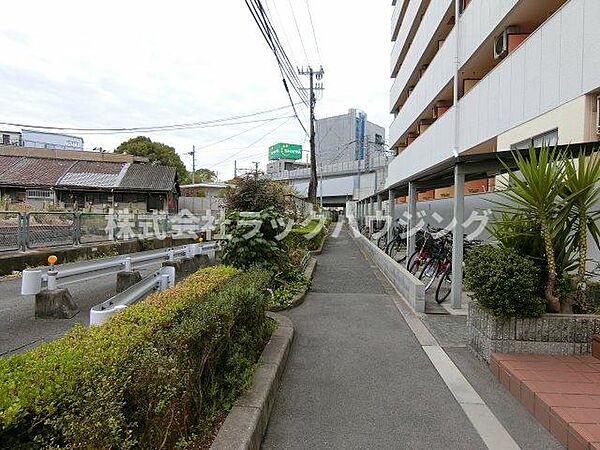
xmin=0 ymin=211 xmax=206 ymax=253
xmin=0 ymin=211 xmax=21 ymax=252
xmin=26 ymin=212 xmax=75 ymax=249
xmin=79 ymin=213 xmax=110 ymax=244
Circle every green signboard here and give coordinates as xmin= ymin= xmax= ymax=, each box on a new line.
xmin=268 ymin=143 xmax=303 ymax=161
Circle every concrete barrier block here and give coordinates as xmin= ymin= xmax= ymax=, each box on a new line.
xmin=116 ymin=271 xmax=142 ymax=293
xmin=35 ymin=288 xmax=79 ymax=319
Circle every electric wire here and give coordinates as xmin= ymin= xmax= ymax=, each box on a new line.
xmin=207 ymin=116 xmax=293 ymax=169
xmin=287 ymin=0 xmax=309 ymax=63
xmin=305 ymin=0 xmax=322 ymax=63
xmin=0 ymin=104 xmax=294 ymax=134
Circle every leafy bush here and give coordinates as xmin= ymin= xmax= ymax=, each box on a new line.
xmin=0 ymin=266 xmax=274 ymax=449
xmin=464 ymin=245 xmax=546 ymax=320
xmin=269 ymin=269 xmax=309 ymax=308
xmin=223 ymin=176 xmax=294 ymax=214
xmin=221 ymin=208 xmax=289 ymax=270
xmin=283 ymin=219 xmax=327 ymax=253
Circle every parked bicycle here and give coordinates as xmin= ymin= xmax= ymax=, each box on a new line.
xmin=427 ymin=238 xmax=483 ymax=304
xmin=385 ymin=222 xmax=408 ymax=263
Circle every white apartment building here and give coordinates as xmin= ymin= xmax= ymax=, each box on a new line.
xmin=385 ymin=0 xmax=599 ymax=194
xmin=356 ymin=0 xmax=600 ymax=311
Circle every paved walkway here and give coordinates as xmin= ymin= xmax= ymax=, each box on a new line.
xmin=263 ymin=231 xmax=488 ymax=449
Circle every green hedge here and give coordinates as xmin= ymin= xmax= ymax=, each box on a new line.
xmin=283 ymin=219 xmax=328 ymax=253
xmin=464 ymin=245 xmax=546 ymax=320
xmin=0 ymin=266 xmax=273 ymax=449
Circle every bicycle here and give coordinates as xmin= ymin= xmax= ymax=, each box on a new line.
xmin=432 ymin=238 xmax=483 ymax=304
xmin=417 ymin=234 xmax=452 ymax=292
xmin=407 ymin=225 xmax=442 ymax=275
xmin=385 ymin=223 xmax=408 ymax=263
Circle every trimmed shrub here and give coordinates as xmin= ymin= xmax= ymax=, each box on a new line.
xmin=283 ymin=219 xmax=327 ymax=253
xmin=0 ymin=266 xmax=274 ymax=449
xmin=464 ymin=245 xmax=546 ymax=320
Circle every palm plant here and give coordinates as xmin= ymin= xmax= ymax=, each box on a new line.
xmin=561 ymin=150 xmax=600 ymax=307
xmin=496 ymin=146 xmax=569 ymax=312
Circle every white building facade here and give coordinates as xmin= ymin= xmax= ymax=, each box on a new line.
xmin=316 ymin=109 xmax=386 ymax=166
xmin=355 ymin=0 xmax=600 ymax=311
xmin=387 ymin=0 xmax=600 ymax=191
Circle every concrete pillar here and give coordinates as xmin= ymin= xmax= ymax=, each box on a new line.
xmin=407 ymin=182 xmax=418 ymax=264
xmin=451 ymin=165 xmax=465 ymax=309
xmin=376 ymin=194 xmax=383 ymax=213
xmin=388 ymin=189 xmax=396 ymax=243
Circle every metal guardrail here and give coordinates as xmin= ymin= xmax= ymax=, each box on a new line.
xmin=89 ymin=266 xmax=176 ymax=326
xmin=21 ymin=242 xmax=216 ymax=295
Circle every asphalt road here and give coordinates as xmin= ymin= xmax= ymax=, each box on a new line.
xmin=263 ymin=231 xmax=487 ymax=449
xmin=0 ymin=259 xmax=162 ymax=356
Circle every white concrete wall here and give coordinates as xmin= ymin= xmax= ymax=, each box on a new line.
xmin=496 ymin=95 xmax=594 ymax=150
xmin=387 ymin=0 xmax=600 ymax=188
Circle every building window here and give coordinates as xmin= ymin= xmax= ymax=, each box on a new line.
xmin=26 ymin=189 xmax=53 ymax=199
xmin=511 ymin=129 xmax=558 ymax=151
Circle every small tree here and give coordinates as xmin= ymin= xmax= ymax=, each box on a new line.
xmin=497 ymin=146 xmax=568 ymax=312
xmin=561 ymin=150 xmax=600 ymax=310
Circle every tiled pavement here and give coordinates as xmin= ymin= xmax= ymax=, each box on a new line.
xmin=492 ymin=352 xmax=600 ymax=450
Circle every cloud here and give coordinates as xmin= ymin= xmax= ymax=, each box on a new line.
xmin=0 ymin=0 xmax=391 ymax=179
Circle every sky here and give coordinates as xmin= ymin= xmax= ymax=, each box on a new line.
xmin=0 ymin=1 xmax=391 ymax=180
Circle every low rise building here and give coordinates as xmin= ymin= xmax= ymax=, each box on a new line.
xmin=0 ymin=151 xmax=179 ymax=212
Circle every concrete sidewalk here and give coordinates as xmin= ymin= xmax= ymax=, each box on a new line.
xmin=262 ymin=231 xmax=487 ymax=449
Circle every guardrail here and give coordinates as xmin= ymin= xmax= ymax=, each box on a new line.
xmin=89 ymin=266 xmax=176 ymax=326
xmin=21 ymin=242 xmax=216 ymax=295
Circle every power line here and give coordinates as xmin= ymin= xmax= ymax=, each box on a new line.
xmin=288 ymin=0 xmax=309 ymax=63
xmin=246 ymin=0 xmax=308 ymax=104
xmin=305 ymin=0 xmax=322 ymax=63
xmin=1 ymin=115 xmax=295 ymax=136
xmin=193 ymin=113 xmax=294 ymax=152
xmin=208 ymin=116 xmax=293 ymax=169
xmin=244 ymin=0 xmax=311 ymax=135
xmin=0 ymin=104 xmax=294 ymax=134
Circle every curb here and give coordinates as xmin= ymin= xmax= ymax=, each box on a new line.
xmin=268 ymin=257 xmax=317 ymax=312
xmin=309 ymin=228 xmax=329 ymax=256
xmin=210 ymin=312 xmax=294 ymax=450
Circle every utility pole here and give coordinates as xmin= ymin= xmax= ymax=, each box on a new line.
xmin=187 ymin=145 xmax=196 ymax=184
xmin=252 ymin=161 xmax=260 ymax=180
xmin=299 ymin=65 xmax=324 ymax=207
xmin=234 ymin=160 xmax=237 ymax=179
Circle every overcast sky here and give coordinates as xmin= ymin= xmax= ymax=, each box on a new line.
xmin=0 ymin=1 xmax=391 ymax=180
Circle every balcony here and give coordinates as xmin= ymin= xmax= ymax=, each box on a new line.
xmin=390 ymin=0 xmax=454 ymax=112
xmin=391 ymin=0 xmax=428 ymax=77
xmin=385 ymin=0 xmax=600 ymax=189
xmin=389 ymin=29 xmax=456 ymax=148
xmin=391 ymin=0 xmax=409 ymax=42
xmin=457 ymin=0 xmax=598 ymax=152
xmin=386 ymin=107 xmax=457 ymax=188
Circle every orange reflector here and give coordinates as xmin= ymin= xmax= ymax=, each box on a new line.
xmin=48 ymin=255 xmax=58 ymax=265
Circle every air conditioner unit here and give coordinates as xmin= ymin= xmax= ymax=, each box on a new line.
xmin=494 ymin=26 xmax=520 ymax=60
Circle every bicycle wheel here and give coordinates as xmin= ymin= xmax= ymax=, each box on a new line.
xmin=409 ymin=252 xmax=426 ymax=275
xmin=435 ymin=265 xmax=452 ymax=304
xmin=406 ymin=250 xmax=421 ymax=275
xmin=377 ymin=234 xmax=388 ymax=250
xmin=386 ymin=239 xmax=407 ymax=263
xmin=419 ymin=259 xmax=440 ymax=292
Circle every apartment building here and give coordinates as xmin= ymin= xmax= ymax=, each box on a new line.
xmin=386 ymin=0 xmax=600 ymax=196
xmin=355 ymin=0 xmax=600 ymax=311
xmin=316 ymin=109 xmax=386 ymax=166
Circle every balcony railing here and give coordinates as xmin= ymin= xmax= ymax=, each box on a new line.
xmin=389 ymin=28 xmax=456 ymax=147
xmin=390 ymin=0 xmax=453 ymax=112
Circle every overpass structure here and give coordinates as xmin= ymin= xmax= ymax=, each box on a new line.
xmin=267 ymin=155 xmax=390 ymax=207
